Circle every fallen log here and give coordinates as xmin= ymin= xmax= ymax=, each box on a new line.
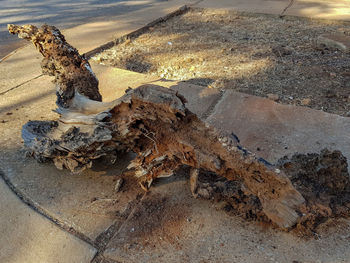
xmin=9 ymin=24 xmax=306 ymax=228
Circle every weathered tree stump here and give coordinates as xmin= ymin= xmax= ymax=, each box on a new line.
xmin=9 ymin=24 xmax=309 ymax=229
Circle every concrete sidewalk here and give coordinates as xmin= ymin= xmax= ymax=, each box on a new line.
xmin=196 ymin=0 xmax=350 ymax=20
xmin=1 ymin=1 xmax=350 ymax=263
xmin=0 ymin=0 xmax=197 ymax=93
xmin=0 ymin=0 xmax=196 ymax=59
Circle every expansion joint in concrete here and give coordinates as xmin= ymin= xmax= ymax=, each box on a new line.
xmin=0 ymin=74 xmax=43 ymax=96
xmin=202 ymin=89 xmax=226 ymax=120
xmin=0 ymin=44 xmax=29 ymax=63
xmin=96 ymin=193 xmax=148 ymax=263
xmin=0 ymin=169 xmax=96 ymax=249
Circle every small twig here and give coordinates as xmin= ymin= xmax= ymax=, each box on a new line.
xmin=280 ymin=0 xmax=294 ymax=18
xmin=114 ymin=178 xmax=124 ymax=192
xmin=144 ymin=132 xmax=159 ymax=154
xmin=90 ymin=198 xmax=118 ymax=204
xmin=141 ymin=127 xmax=159 ymax=154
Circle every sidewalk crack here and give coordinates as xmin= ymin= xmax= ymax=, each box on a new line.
xmin=0 ymin=74 xmax=43 ymax=96
xmin=202 ymin=89 xmax=225 ymax=121
xmin=91 ymin=193 xmax=147 ymax=263
xmin=0 ymin=168 xmax=96 ymax=248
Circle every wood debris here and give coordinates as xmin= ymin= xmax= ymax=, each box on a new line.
xmin=9 ymin=24 xmax=349 ymax=232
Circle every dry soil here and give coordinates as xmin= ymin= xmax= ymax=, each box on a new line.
xmin=93 ymin=8 xmax=350 ymax=116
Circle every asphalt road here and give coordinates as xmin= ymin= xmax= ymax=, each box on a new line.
xmin=0 ymin=0 xmax=163 ymax=59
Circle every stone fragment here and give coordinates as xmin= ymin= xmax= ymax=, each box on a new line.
xmin=206 ymin=90 xmax=350 ymax=164
xmin=301 ymin=98 xmax=311 ymax=105
xmin=272 ymin=46 xmax=292 ymax=56
xmin=267 ymin=93 xmax=279 ymax=101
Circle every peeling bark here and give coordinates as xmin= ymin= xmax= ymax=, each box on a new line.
xmin=9 ymin=24 xmax=307 ymax=228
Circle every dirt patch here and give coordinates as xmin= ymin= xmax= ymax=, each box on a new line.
xmin=122 ymin=192 xmax=190 ymax=250
xmin=93 ymin=8 xmax=350 ymax=116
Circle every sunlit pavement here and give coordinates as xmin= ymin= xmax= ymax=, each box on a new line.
xmin=0 ymin=0 xmax=175 ymax=59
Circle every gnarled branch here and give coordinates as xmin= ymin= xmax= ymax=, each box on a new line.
xmin=9 ymin=24 xmax=102 ymax=108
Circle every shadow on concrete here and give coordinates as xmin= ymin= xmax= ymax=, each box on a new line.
xmin=0 ymin=83 xmax=54 ymax=114
xmin=99 ymin=9 xmax=350 ymax=116
xmin=0 ymin=0 xmax=165 ymax=59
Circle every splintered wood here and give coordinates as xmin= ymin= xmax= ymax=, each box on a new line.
xmin=9 ymin=24 xmax=350 ymax=232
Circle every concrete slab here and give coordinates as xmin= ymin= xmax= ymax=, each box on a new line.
xmin=106 ymin=0 xmax=198 ymax=28
xmin=206 ymin=90 xmax=350 ymax=164
xmin=0 ymin=74 xmax=55 ymax=115
xmin=194 ymin=0 xmax=289 ymax=15
xmin=0 ymin=0 xmax=154 ymax=58
xmin=169 ymin=82 xmax=222 ymax=119
xmin=1 ymin=150 xmax=144 ymax=243
xmin=103 ymin=175 xmax=350 ymax=263
xmin=91 ymin=63 xmax=222 ymax=118
xmin=0 ymin=24 xmax=137 ymax=94
xmin=194 ymin=0 xmax=350 ymax=20
xmin=64 ymin=20 xmax=145 ymax=56
xmin=0 ymin=19 xmax=143 ymax=94
xmin=286 ymin=0 xmax=350 ymax=21
xmin=0 ymin=177 xmax=97 ymax=263
xmin=0 ymin=45 xmax=42 ymax=94
xmin=0 ymin=18 xmax=144 ymax=95
xmin=91 ymin=63 xmax=160 ymax=101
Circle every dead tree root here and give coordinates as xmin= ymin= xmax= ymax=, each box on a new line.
xmin=9 ymin=24 xmax=350 ymax=233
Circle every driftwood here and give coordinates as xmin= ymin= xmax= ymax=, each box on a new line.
xmin=9 ymin=24 xmax=306 ymax=229
xmin=8 ymin=24 xmax=101 ymax=108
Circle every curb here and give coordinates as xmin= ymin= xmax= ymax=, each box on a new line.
xmin=84 ymin=5 xmax=191 ymax=59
